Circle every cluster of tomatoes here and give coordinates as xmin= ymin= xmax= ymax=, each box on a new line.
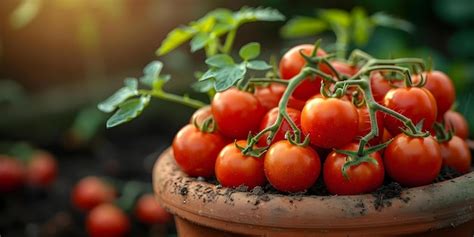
xmin=71 ymin=176 xmax=172 ymax=237
xmin=0 ymin=150 xmax=58 ymax=193
xmin=172 ymin=44 xmax=472 ymax=195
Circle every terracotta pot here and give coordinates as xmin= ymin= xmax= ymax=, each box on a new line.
xmin=153 ymin=148 xmax=474 ymax=237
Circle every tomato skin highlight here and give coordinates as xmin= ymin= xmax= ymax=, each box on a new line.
xmin=86 ymin=203 xmax=130 ymax=237
xmin=258 ymin=107 xmax=301 ymax=146
xmin=439 ymin=136 xmax=472 ymax=174
xmin=172 ymin=124 xmax=226 ymax=177
xmin=135 ymin=194 xmax=172 ymax=225
xmin=212 ymin=88 xmax=266 ymax=139
xmin=254 ymin=83 xmax=286 ymax=111
xmin=383 ymin=87 xmax=437 ymax=135
xmin=301 ymin=97 xmax=359 ymax=148
xmin=444 ymin=111 xmax=469 ymax=140
xmin=0 ymin=156 xmax=25 ymax=192
xmin=414 ymin=71 xmax=455 ymax=121
xmin=323 ymin=143 xmax=384 ymax=195
xmin=26 ymin=151 xmax=58 ymax=187
xmin=215 ymin=141 xmax=266 ymax=189
xmin=279 ymin=44 xmax=327 ymax=100
xmin=72 ymin=176 xmax=116 ymax=211
xmin=264 ymin=140 xmax=321 ymax=192
xmin=384 ymin=134 xmax=442 ymax=187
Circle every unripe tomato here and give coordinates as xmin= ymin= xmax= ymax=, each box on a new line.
xmin=215 ymin=141 xmax=266 ymax=189
xmin=212 ymin=88 xmax=266 ymax=139
xmin=258 ymin=107 xmax=301 ymax=146
xmin=413 ymin=71 xmax=455 ymax=121
xmin=383 ymin=87 xmax=437 ymax=135
xmin=172 ymin=124 xmax=226 ymax=177
xmin=264 ymin=141 xmax=320 ymax=192
xmin=323 ymin=143 xmax=384 ymax=195
xmin=439 ymin=136 xmax=471 ymax=174
xmin=279 ymin=44 xmax=327 ymax=100
xmin=444 ymin=111 xmax=469 ymax=140
xmin=254 ymin=83 xmax=286 ymax=111
xmin=384 ymin=134 xmax=442 ymax=187
xmin=72 ymin=176 xmax=116 ymax=211
xmin=0 ymin=155 xmax=25 ymax=192
xmin=301 ymin=97 xmax=359 ymax=148
xmin=86 ymin=203 xmax=130 ymax=237
xmin=26 ymin=151 xmax=57 ymax=187
xmin=135 ymin=194 xmax=172 ymax=225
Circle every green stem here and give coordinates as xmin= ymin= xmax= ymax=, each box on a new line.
xmin=142 ymin=90 xmax=207 ymax=109
xmin=248 ymin=78 xmax=289 ymax=84
xmin=222 ymin=28 xmax=237 ymax=54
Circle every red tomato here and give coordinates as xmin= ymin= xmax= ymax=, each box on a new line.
xmin=444 ymin=111 xmax=469 ymax=140
xmin=325 ymin=61 xmax=357 ymax=77
xmin=72 ymin=176 xmax=116 ymax=211
xmin=258 ymin=107 xmax=301 ymax=146
xmin=369 ymin=72 xmax=405 ymax=103
xmin=323 ymin=143 xmax=384 ymax=195
xmin=383 ymin=87 xmax=437 ymax=135
xmin=413 ymin=71 xmax=455 ymax=121
xmin=212 ymin=88 xmax=266 ymax=139
xmin=439 ymin=136 xmax=471 ymax=174
xmin=172 ymin=124 xmax=226 ymax=177
xmin=301 ymin=97 xmax=359 ymax=148
xmin=384 ymin=134 xmax=442 ymax=187
xmin=287 ymin=96 xmax=306 ymax=111
xmin=0 ymin=155 xmax=25 ymax=192
xmin=279 ymin=44 xmax=327 ymax=100
xmin=355 ymin=107 xmax=384 ymax=145
xmin=135 ymin=194 xmax=172 ymax=225
xmin=189 ymin=105 xmax=212 ymax=127
xmin=86 ymin=203 xmax=130 ymax=237
xmin=215 ymin=141 xmax=266 ymax=189
xmin=264 ymin=141 xmax=320 ymax=192
xmin=26 ymin=151 xmax=57 ymax=187
xmin=254 ymin=83 xmax=286 ymax=111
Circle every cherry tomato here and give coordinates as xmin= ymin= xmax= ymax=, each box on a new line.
xmin=26 ymin=151 xmax=57 ymax=187
xmin=215 ymin=141 xmax=266 ymax=189
xmin=439 ymin=136 xmax=471 ymax=174
xmin=413 ymin=71 xmax=455 ymax=121
xmin=0 ymin=155 xmax=25 ymax=192
xmin=279 ymin=44 xmax=327 ymax=100
xmin=323 ymin=143 xmax=384 ymax=195
xmin=258 ymin=107 xmax=301 ymax=146
xmin=287 ymin=96 xmax=306 ymax=111
xmin=370 ymin=72 xmax=393 ymax=103
xmin=172 ymin=124 xmax=226 ymax=177
xmin=325 ymin=61 xmax=357 ymax=77
xmin=264 ymin=141 xmax=320 ymax=192
xmin=444 ymin=110 xmax=469 ymax=140
xmin=383 ymin=87 xmax=437 ymax=135
xmin=86 ymin=203 xmax=130 ymax=237
xmin=72 ymin=176 xmax=116 ymax=211
xmin=254 ymin=83 xmax=286 ymax=111
xmin=301 ymin=97 xmax=359 ymax=148
xmin=384 ymin=134 xmax=442 ymax=187
xmin=135 ymin=194 xmax=172 ymax=225
xmin=355 ymin=107 xmax=384 ymax=145
xmin=212 ymin=88 xmax=266 ymax=139
xmin=189 ymin=105 xmax=212 ymax=127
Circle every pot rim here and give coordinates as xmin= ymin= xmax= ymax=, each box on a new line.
xmin=153 ymin=148 xmax=474 ymax=234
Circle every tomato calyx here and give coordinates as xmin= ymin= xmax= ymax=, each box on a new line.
xmin=433 ymin=122 xmax=454 ymax=143
xmin=193 ymin=115 xmax=216 ymax=133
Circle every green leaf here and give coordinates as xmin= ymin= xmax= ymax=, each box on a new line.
xmin=318 ymin=9 xmax=351 ymax=28
xmin=247 ymin=60 xmax=272 ymax=70
xmin=98 ymin=78 xmax=138 ymax=113
xmin=213 ymin=64 xmax=246 ymax=91
xmin=280 ymin=17 xmax=328 ymax=38
xmin=199 ymin=69 xmax=217 ymax=81
xmin=106 ymin=95 xmax=151 ymax=128
xmin=239 ymin=42 xmax=260 ymax=60
xmin=192 ymin=79 xmax=214 ymax=92
xmin=156 ymin=27 xmax=196 ymax=56
xmin=190 ymin=32 xmax=211 ymax=52
xmin=234 ymin=7 xmax=286 ymax=24
xmin=205 ymin=54 xmax=234 ymax=68
xmin=140 ymin=61 xmax=164 ymax=87
xmin=207 ymin=8 xmax=234 ymax=24
xmin=371 ymin=12 xmax=414 ymax=33
xmin=351 ymin=7 xmax=373 ymax=46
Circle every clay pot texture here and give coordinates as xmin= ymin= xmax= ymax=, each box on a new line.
xmin=153 ymin=148 xmax=474 ymax=237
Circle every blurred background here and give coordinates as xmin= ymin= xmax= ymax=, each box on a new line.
xmin=0 ymin=0 xmax=473 ymax=236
